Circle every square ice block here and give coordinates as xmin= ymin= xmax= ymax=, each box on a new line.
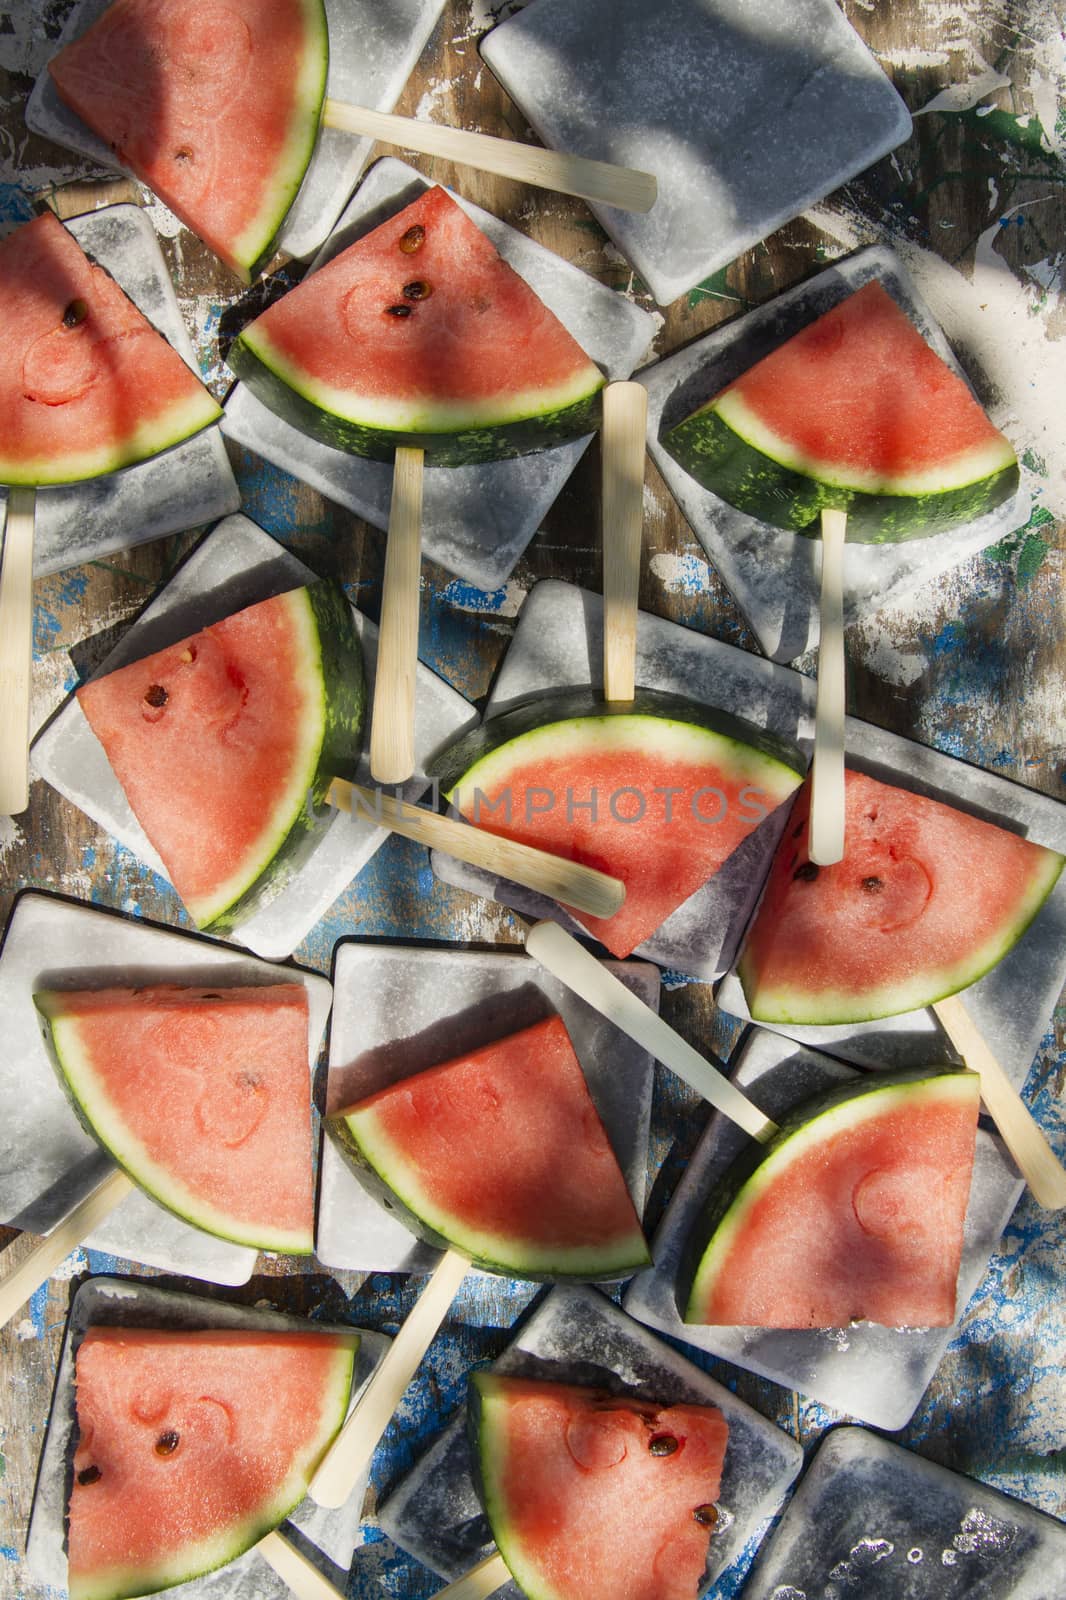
xmin=27 ymin=1275 xmax=391 ymax=1597
xmin=480 ymin=0 xmax=912 ymax=308
xmin=376 ymin=1282 xmax=803 ymax=1594
xmin=717 ymin=712 xmax=1066 ymax=1085
xmin=26 ymin=0 xmax=448 ymax=265
xmin=223 ymin=158 xmax=658 ymax=590
xmin=317 ymin=942 xmax=658 ymax=1273
xmin=622 ymin=1027 xmax=1024 ymax=1432
xmin=32 ymin=512 xmax=477 ymax=962
xmin=430 ymin=578 xmax=815 ymax=980
xmin=0 ymin=891 xmax=334 ymax=1283
xmin=643 ymin=243 xmax=1031 ymax=662
xmin=742 ymin=1426 xmax=1066 ymax=1599
xmin=1 ymin=204 xmax=237 ymax=577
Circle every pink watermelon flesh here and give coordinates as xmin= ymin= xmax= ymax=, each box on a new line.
xmin=738 ymin=767 xmax=1065 ymax=1023
xmin=330 ymin=1014 xmax=650 ymax=1277
xmin=471 ymin=1374 xmax=729 ymax=1600
xmin=683 ymin=1070 xmax=980 ymax=1328
xmin=34 ymin=984 xmax=315 ymax=1253
xmin=0 ymin=211 xmax=220 ymax=485
xmin=75 ymin=583 xmax=362 ymax=932
xmin=49 ymin=0 xmax=328 ymax=280
xmin=68 ymin=1324 xmax=357 ymax=1600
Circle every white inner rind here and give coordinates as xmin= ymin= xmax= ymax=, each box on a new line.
xmin=46 ymin=1011 xmax=313 ymax=1254
xmin=183 ymin=588 xmax=328 ymax=929
xmin=713 ymin=388 xmax=1017 ymax=495
xmin=0 ymin=389 xmax=221 ymax=487
xmin=687 ymin=1074 xmax=981 ymax=1318
xmin=475 ymin=1382 xmax=571 ymax=1600
xmin=241 ymin=324 xmax=604 ymax=433
xmin=70 ymin=1340 xmax=356 ymax=1600
xmin=746 ymin=847 xmax=1064 ymax=1025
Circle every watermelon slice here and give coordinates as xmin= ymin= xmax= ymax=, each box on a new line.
xmin=228 ymin=185 xmax=606 ymax=464
xmin=469 ymin=1373 xmax=730 ymax=1600
xmin=738 ymin=768 xmax=1065 ymax=1024
xmin=75 ymin=581 xmax=364 ymax=933
xmin=49 ymin=0 xmax=328 ymax=282
xmin=68 ymin=1322 xmax=356 ymax=1600
xmin=34 ymin=984 xmax=315 ymax=1253
xmin=679 ymin=1066 xmax=981 ymax=1329
xmin=432 ymin=687 xmax=806 ymax=960
xmin=328 ymin=1014 xmax=650 ymax=1278
xmin=662 ymin=281 xmax=1019 ymax=541
xmin=0 ymin=211 xmax=221 ymax=486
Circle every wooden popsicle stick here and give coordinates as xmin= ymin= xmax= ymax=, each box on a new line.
xmin=524 ymin=920 xmax=779 ymax=1144
xmin=326 ymin=778 xmax=625 ymax=921
xmin=808 ymin=507 xmax=847 ymax=866
xmin=0 ymin=1167 xmax=133 ymax=1329
xmin=370 ymin=446 xmax=424 ymax=785
xmin=257 ymin=1532 xmax=351 ymax=1600
xmin=431 ymin=1552 xmax=513 ymax=1599
xmin=933 ymin=994 xmax=1066 ymax=1209
xmin=321 ymin=100 xmax=657 ymax=214
xmin=601 ymin=381 xmax=648 ymax=702
xmin=0 ymin=487 xmax=38 ymax=816
xmin=308 ymin=1247 xmax=470 ymax=1509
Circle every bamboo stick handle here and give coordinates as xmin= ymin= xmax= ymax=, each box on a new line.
xmin=256 ymin=1532 xmax=349 ymax=1600
xmin=933 ymin=995 xmax=1066 ymax=1209
xmin=327 ymin=779 xmax=625 ymax=920
xmin=601 ymin=382 xmax=648 ymax=703
xmin=321 ymin=100 xmax=657 ymax=214
xmin=431 ymin=1552 xmax=513 ymax=1599
xmin=808 ymin=508 xmax=847 ymax=866
xmin=523 ymin=920 xmax=779 ymax=1143
xmin=0 ymin=1168 xmax=134 ymax=1328
xmin=0 ymin=487 xmax=37 ymax=816
xmin=371 ymin=447 xmax=424 ymax=786
xmin=308 ymin=1248 xmax=470 ymax=1508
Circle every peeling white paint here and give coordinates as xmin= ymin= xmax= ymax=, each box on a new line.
xmin=649 ymin=551 xmax=713 ymax=595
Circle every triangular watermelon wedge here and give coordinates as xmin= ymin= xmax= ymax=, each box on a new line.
xmin=49 ymin=0 xmax=329 ymax=282
xmin=228 ymin=185 xmax=606 ymax=464
xmin=469 ymin=1373 xmax=730 ymax=1600
xmin=0 ymin=211 xmax=221 ymax=486
xmin=328 ymin=1014 xmax=650 ymax=1278
xmin=679 ymin=1067 xmax=981 ymax=1329
xmin=68 ymin=1323 xmax=357 ymax=1600
xmin=34 ymin=984 xmax=315 ymax=1253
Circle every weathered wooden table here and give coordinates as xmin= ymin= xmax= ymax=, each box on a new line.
xmin=0 ymin=1 xmax=1063 ymax=1596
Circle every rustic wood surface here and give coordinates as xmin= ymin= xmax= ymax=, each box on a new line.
xmin=0 ymin=0 xmax=1064 ymax=1595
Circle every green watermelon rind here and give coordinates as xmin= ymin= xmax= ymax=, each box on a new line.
xmin=0 ymin=387 xmax=224 ymax=489
xmin=662 ymin=400 xmax=1020 ymax=543
xmin=677 ymin=1066 xmax=981 ymax=1327
xmin=191 ymin=581 xmax=365 ymax=935
xmin=738 ymin=843 xmax=1065 ymax=1025
xmin=467 ymin=1374 xmax=568 ymax=1600
xmin=430 ymin=686 xmax=808 ymax=802
xmin=33 ymin=990 xmax=316 ymax=1256
xmin=68 ymin=1332 xmax=357 ymax=1600
xmin=327 ymin=1108 xmax=651 ymax=1281
xmin=227 ymin=328 xmax=605 ymax=465
xmin=229 ymin=0 xmax=330 ymax=281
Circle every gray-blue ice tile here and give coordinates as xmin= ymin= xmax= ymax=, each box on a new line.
xmin=317 ymin=943 xmax=658 ymax=1273
xmin=0 ymin=892 xmax=333 ymax=1281
xmin=377 ymin=1283 xmax=803 ymax=1594
xmin=27 ymin=1276 xmax=390 ymax=1597
xmin=430 ymin=578 xmax=814 ymax=979
xmin=480 ymin=0 xmax=911 ymax=307
xmin=223 ymin=158 xmax=658 ymax=589
xmin=1 ymin=204 xmax=237 ymax=576
xmin=26 ymin=0 xmax=448 ymax=265
xmin=622 ymin=1028 xmax=1024 ymax=1431
xmin=642 ymin=244 xmax=1030 ymax=662
xmin=741 ymin=1426 xmax=1066 ymax=1599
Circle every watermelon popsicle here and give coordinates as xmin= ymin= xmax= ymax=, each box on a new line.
xmin=0 ymin=210 xmax=223 ymax=816
xmin=45 ymin=0 xmax=655 ymax=287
